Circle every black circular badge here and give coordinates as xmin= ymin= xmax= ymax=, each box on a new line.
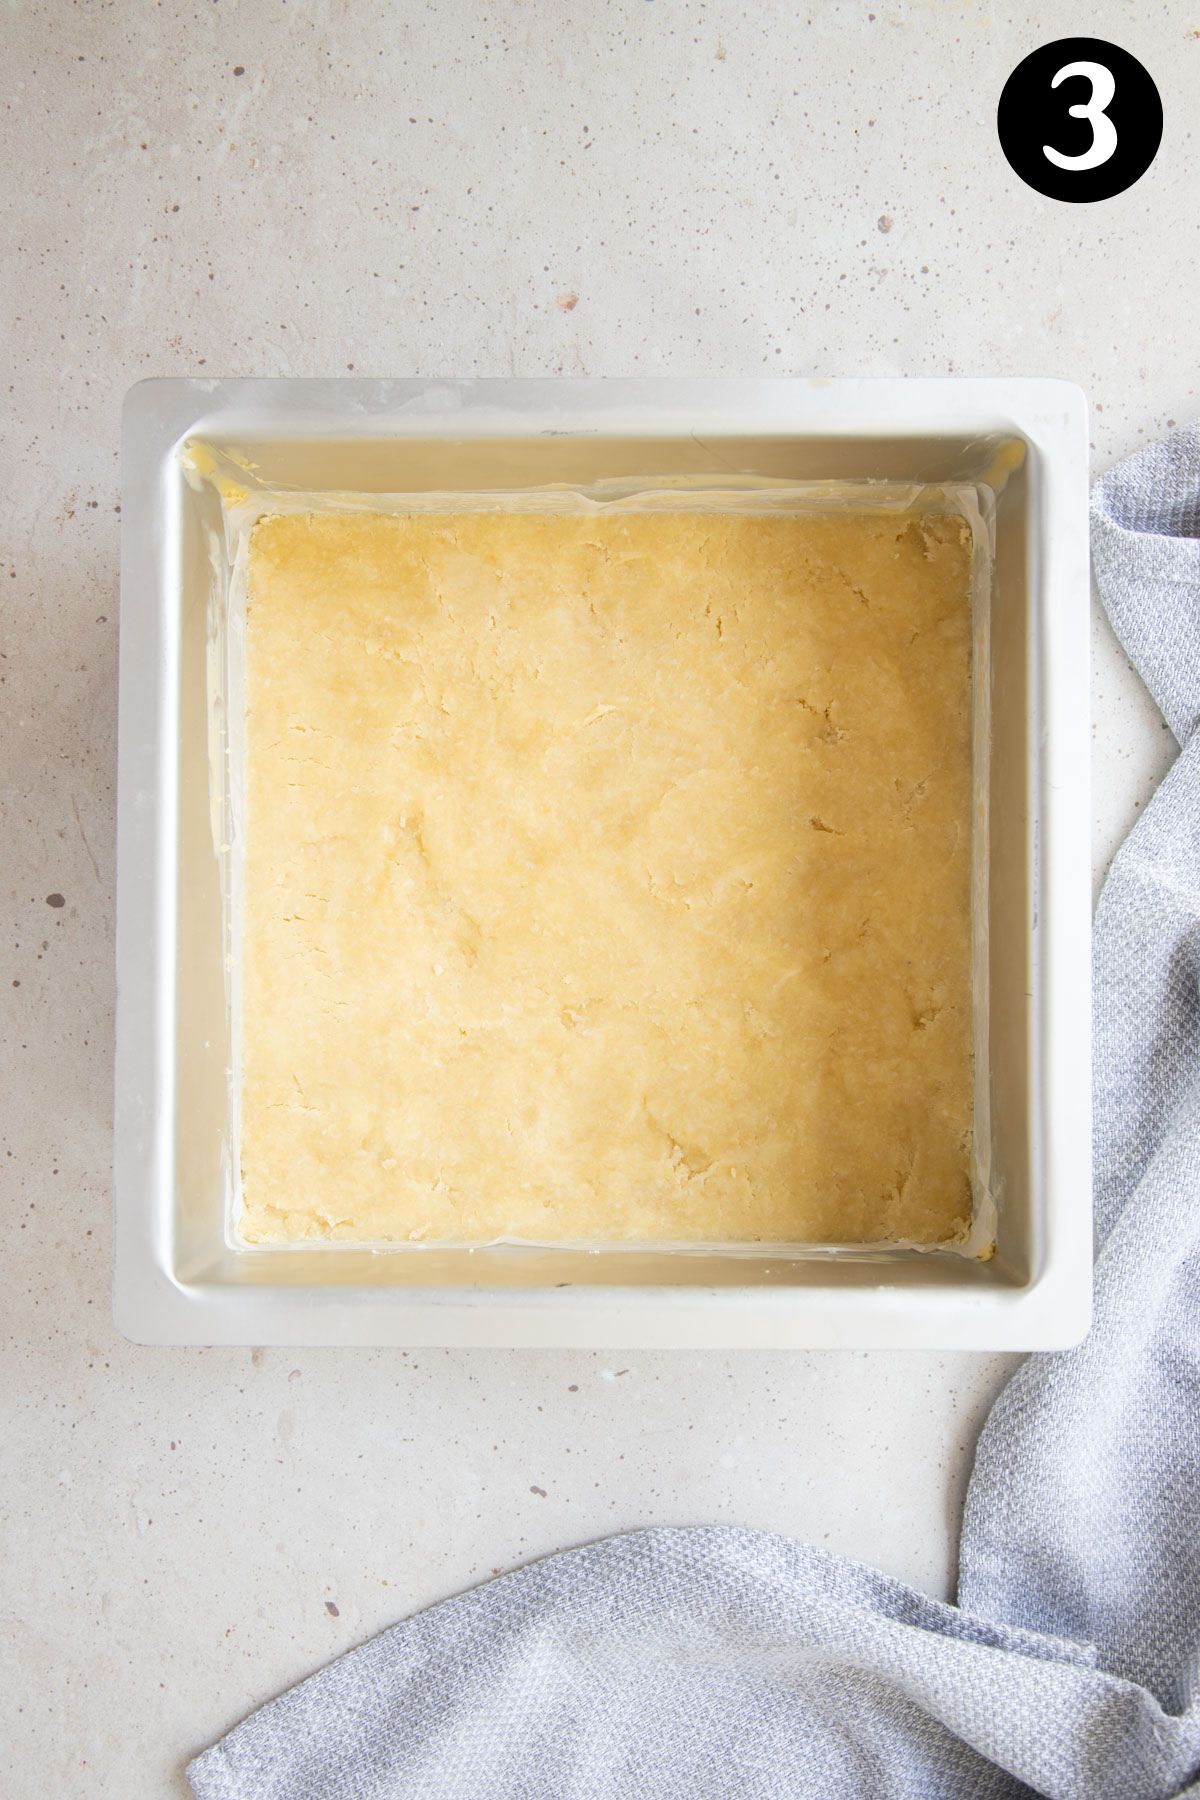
xmin=997 ymin=38 xmax=1162 ymax=202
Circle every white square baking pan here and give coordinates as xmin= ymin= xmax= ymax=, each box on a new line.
xmin=114 ymin=377 xmax=1091 ymax=1348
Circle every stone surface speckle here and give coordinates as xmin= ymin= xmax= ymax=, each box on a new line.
xmin=1 ymin=2 xmax=1196 ymax=1793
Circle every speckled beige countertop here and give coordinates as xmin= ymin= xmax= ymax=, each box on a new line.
xmin=1 ymin=2 xmax=1196 ymax=1794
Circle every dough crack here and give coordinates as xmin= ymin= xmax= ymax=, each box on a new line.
xmin=644 ymin=1103 xmax=714 ymax=1178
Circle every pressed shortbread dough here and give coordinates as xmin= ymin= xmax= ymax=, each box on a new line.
xmin=239 ymin=509 xmax=973 ymax=1245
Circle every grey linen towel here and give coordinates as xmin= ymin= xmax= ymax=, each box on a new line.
xmin=188 ymin=428 xmax=1200 ymax=1800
